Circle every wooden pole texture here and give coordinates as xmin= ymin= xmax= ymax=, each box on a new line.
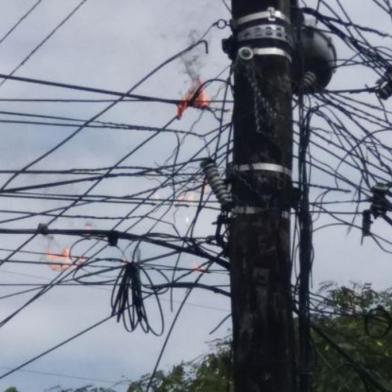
xmin=229 ymin=0 xmax=295 ymax=391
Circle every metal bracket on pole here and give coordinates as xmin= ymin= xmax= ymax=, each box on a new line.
xmin=234 ymin=7 xmax=293 ymax=62
xmin=238 ymin=47 xmax=292 ymax=62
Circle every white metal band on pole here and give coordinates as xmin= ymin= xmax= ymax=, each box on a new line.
xmin=237 ymin=24 xmax=293 ymax=47
xmin=253 ymin=48 xmax=292 ymax=61
xmin=232 ymin=206 xmax=291 ymax=219
xmin=234 ymin=162 xmax=292 ymax=178
xmin=235 ymin=7 xmax=290 ymax=26
xmin=232 ymin=206 xmax=265 ymax=215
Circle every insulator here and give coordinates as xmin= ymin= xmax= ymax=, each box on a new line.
xmin=301 ymin=71 xmax=318 ymax=93
xmin=201 ymin=159 xmax=232 ymax=210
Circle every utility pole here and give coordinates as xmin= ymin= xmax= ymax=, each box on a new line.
xmin=228 ymin=0 xmax=295 ymax=391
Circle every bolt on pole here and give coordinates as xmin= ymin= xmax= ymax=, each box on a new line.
xmin=228 ymin=0 xmax=295 ymax=391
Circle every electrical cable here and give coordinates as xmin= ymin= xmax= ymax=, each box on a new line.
xmin=0 ymin=0 xmax=89 ymax=89
xmin=0 ymin=0 xmax=44 ymax=47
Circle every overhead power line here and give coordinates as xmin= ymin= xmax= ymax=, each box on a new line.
xmin=0 ymin=72 xmax=229 ymax=106
xmin=0 ymin=0 xmax=89 ymax=88
xmin=0 ymin=0 xmax=44 ymax=46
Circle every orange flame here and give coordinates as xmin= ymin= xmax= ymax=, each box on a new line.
xmin=177 ymin=79 xmax=210 ymax=119
xmin=46 ymin=247 xmax=85 ymax=271
xmin=177 ymin=192 xmax=196 ymax=203
xmin=192 ymin=261 xmax=207 ymax=273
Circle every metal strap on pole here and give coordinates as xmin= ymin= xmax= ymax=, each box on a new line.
xmin=234 ymin=7 xmax=290 ymax=26
xmin=233 ymin=162 xmax=292 ymax=178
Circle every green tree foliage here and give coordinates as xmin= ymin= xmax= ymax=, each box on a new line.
xmin=7 ymin=284 xmax=390 ymax=392
xmin=127 ymin=283 xmax=392 ymax=392
xmin=127 ymin=339 xmax=233 ymax=392
xmin=45 ymin=386 xmax=116 ymax=392
xmin=311 ymin=282 xmax=392 ymax=392
xmin=3 ymin=384 xmax=116 ymax=392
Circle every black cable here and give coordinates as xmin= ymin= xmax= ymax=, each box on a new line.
xmin=0 ymin=37 xmax=212 ymax=281
xmin=0 ymin=227 xmax=230 ymax=269
xmin=0 ymin=0 xmax=44 ymax=46
xmin=0 ymin=313 xmax=114 ymax=380
xmin=0 ymin=0 xmax=89 ymax=89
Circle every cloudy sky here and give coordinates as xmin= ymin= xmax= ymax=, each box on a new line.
xmin=0 ymin=1 xmax=231 ymax=391
xmin=0 ymin=1 xmax=391 ymax=392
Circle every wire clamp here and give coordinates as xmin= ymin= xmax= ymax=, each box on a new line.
xmin=37 ymin=223 xmax=49 ymax=235
xmin=370 ymin=183 xmax=390 ymax=218
xmin=108 ymin=231 xmax=119 ymax=247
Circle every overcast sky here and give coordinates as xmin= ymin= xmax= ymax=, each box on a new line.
xmin=0 ymin=1 xmax=391 ymax=392
xmin=0 ymin=1 xmax=230 ymax=391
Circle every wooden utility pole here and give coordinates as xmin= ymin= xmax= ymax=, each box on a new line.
xmin=229 ymin=0 xmax=295 ymax=391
